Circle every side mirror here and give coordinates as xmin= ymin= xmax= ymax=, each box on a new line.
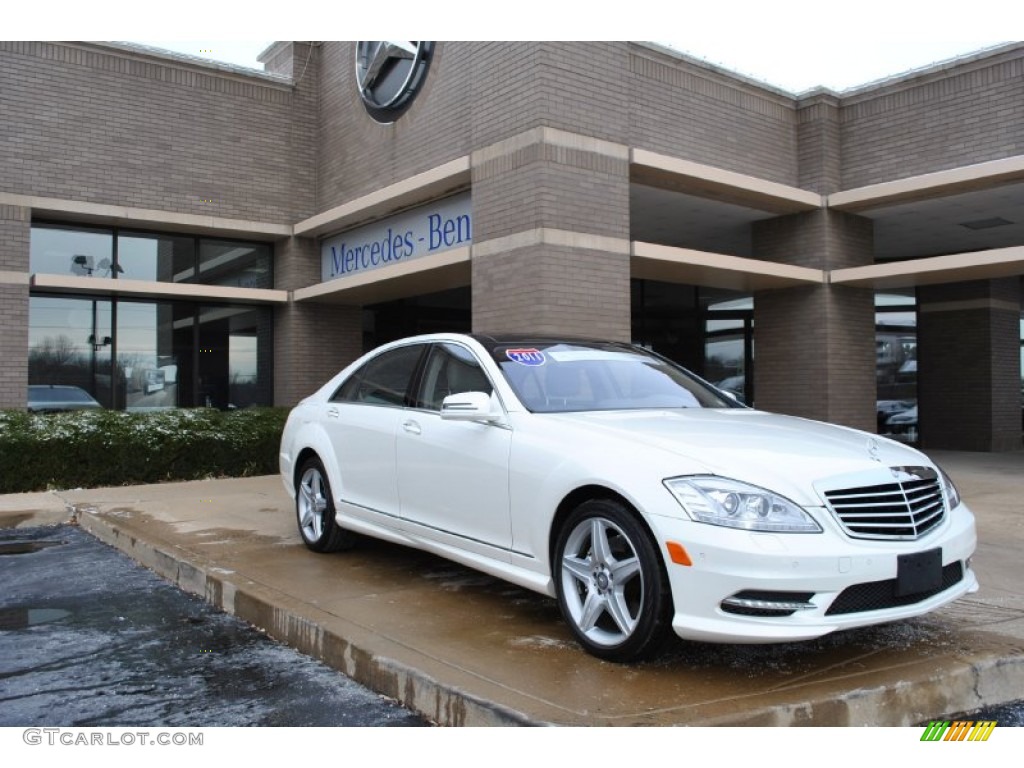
xmin=440 ymin=391 xmax=499 ymax=422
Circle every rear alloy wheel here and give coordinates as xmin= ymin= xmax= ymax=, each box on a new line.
xmin=555 ymin=499 xmax=672 ymax=662
xmin=296 ymin=457 xmax=355 ymax=553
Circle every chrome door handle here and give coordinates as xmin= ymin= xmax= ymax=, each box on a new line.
xmin=326 ymin=407 xmax=339 ymax=418
xmin=402 ymin=420 xmax=421 ymax=435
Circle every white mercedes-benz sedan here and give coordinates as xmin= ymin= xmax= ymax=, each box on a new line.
xmin=279 ymin=333 xmax=978 ymax=662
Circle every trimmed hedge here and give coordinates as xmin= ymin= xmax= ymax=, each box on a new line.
xmin=0 ymin=407 xmax=289 ymax=494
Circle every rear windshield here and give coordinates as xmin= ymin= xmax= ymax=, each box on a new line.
xmin=489 ymin=343 xmax=737 ymax=413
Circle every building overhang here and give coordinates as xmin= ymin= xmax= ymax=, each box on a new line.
xmin=632 ymin=241 xmax=825 ymax=291
xmin=293 ymin=157 xmax=472 ymax=240
xmin=630 ymin=149 xmax=822 ymax=215
xmin=829 ymin=245 xmax=1024 ymax=289
xmin=828 ymin=155 xmax=1024 ymax=212
xmin=29 ymin=274 xmax=288 ymax=304
xmin=0 ymin=193 xmax=290 ymax=240
xmin=292 ymin=246 xmax=470 ymax=305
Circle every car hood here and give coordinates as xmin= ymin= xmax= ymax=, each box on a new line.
xmin=541 ymin=408 xmax=931 ymax=507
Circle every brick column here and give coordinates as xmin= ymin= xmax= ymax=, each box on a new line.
xmin=918 ymin=279 xmax=1022 ymax=452
xmin=751 ymin=95 xmax=877 ymax=432
xmin=752 ymin=209 xmax=876 ymax=432
xmin=470 ymin=130 xmax=631 ymax=340
xmin=273 ymin=236 xmax=362 ymax=406
xmin=0 ymin=206 xmax=30 ymax=410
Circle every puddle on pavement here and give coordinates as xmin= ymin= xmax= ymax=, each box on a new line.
xmin=0 ymin=540 xmax=65 ymax=555
xmin=0 ymin=608 xmax=72 ymax=630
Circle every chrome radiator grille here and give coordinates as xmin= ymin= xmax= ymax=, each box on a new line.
xmin=823 ymin=467 xmax=946 ymax=540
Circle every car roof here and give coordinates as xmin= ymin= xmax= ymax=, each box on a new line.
xmin=468 ymin=334 xmax=631 ymax=352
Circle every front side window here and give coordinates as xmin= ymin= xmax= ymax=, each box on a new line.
xmin=417 ymin=343 xmax=493 ymax=410
xmin=333 ymin=345 xmax=425 ymax=406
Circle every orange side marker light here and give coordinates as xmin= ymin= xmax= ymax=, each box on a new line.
xmin=666 ymin=541 xmax=692 ymax=566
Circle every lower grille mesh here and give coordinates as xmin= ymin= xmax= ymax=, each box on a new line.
xmin=825 ymin=561 xmax=964 ymax=616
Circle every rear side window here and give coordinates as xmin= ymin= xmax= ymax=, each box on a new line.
xmin=332 ymin=345 xmax=425 ymax=406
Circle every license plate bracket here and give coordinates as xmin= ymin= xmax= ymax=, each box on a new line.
xmin=896 ymin=548 xmax=943 ymax=597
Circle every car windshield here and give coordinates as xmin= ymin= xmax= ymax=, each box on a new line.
xmin=490 ymin=342 xmax=737 ymax=413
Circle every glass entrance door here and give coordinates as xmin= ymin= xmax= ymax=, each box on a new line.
xmin=704 ymin=314 xmax=753 ymax=405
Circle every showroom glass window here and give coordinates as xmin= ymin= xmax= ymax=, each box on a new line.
xmin=30 ymin=225 xmax=270 ymax=287
xmin=28 ymin=224 xmax=274 ymax=411
xmin=875 ymin=290 xmax=918 ymax=444
xmin=30 ymin=225 xmax=114 ymax=277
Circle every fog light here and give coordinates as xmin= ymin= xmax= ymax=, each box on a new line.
xmin=720 ymin=590 xmax=816 ymax=617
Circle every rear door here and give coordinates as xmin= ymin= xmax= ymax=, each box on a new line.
xmin=325 ymin=343 xmax=426 ymax=524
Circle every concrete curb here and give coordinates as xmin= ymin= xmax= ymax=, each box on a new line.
xmin=74 ymin=507 xmax=542 ymax=727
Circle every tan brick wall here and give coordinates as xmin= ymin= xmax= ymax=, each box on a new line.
xmin=0 ymin=41 xmax=317 ymax=223
xmin=752 ymin=210 xmax=876 ymax=430
xmin=273 ymin=236 xmax=362 ymax=406
xmin=0 ymin=206 xmax=30 ymax=408
xmin=472 ymin=244 xmax=630 ymax=340
xmin=316 ymin=42 xmax=804 ymax=208
xmin=470 ymin=118 xmax=631 ymax=340
xmin=839 ymin=49 xmax=1024 ymax=188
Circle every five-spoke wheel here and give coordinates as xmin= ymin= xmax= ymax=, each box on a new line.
xmin=555 ymin=499 xmax=672 ymax=662
xmin=296 ymin=456 xmax=355 ymax=553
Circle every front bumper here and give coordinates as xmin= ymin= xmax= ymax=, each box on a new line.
xmin=649 ymin=502 xmax=977 ymax=643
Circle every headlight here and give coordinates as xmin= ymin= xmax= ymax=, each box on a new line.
xmin=938 ymin=467 xmax=962 ymax=509
xmin=663 ymin=476 xmax=822 ymax=533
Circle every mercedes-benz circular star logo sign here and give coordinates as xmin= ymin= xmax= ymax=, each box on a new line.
xmin=355 ymin=42 xmax=434 ymax=123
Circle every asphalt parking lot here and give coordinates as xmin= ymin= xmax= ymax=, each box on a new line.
xmin=0 ymin=525 xmax=427 ymax=727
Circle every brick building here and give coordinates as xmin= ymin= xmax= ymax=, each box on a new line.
xmin=1 ymin=41 xmax=1021 ymax=450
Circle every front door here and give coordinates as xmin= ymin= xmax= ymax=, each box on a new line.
xmin=396 ymin=342 xmax=513 ymax=555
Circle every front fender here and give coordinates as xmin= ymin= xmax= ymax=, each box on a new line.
xmin=508 ymin=419 xmax=704 ymax=568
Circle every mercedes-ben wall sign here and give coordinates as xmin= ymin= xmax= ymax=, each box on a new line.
xmin=355 ymin=42 xmax=434 ymax=123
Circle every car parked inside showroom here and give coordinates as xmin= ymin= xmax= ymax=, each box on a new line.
xmin=279 ymin=334 xmax=978 ymax=662
xmin=27 ymin=384 xmax=103 ymax=413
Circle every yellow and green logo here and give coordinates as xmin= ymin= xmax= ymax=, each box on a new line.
xmin=921 ymin=720 xmax=997 ymax=741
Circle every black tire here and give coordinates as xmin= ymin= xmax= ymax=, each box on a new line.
xmin=554 ymin=499 xmax=673 ymax=662
xmin=295 ymin=456 xmax=356 ymax=553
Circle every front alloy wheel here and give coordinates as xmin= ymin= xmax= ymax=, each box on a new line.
xmin=555 ymin=500 xmax=672 ymax=662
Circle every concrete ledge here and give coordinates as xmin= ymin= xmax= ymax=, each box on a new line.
xmin=830 ymin=245 xmax=1024 ymax=289
xmin=30 ymin=273 xmax=289 ymax=304
xmin=632 ymin=241 xmax=825 ymax=291
xmin=0 ymin=491 xmax=73 ymax=528
xmin=0 ymin=192 xmax=292 ymax=239
xmin=631 ymin=149 xmax=822 ymax=214
xmin=829 ymin=155 xmax=1024 ymax=212
xmin=294 ymin=158 xmax=471 ymax=239
xmin=293 ymin=246 xmax=471 ymax=305
xmin=473 ymin=229 xmax=630 ymax=259
xmin=73 ymin=506 xmax=534 ymax=727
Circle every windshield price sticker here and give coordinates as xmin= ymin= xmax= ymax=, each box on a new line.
xmin=505 ymin=348 xmax=546 ymax=366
